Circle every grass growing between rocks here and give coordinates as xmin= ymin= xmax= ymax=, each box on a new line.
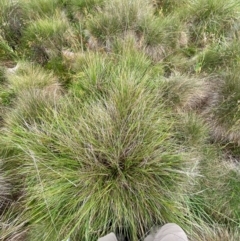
xmin=0 ymin=0 xmax=240 ymax=240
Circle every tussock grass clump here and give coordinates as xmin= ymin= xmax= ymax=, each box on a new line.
xmin=70 ymin=52 xmax=114 ymax=100
xmin=1 ymin=0 xmax=240 ymax=240
xmin=182 ymin=0 xmax=240 ymax=46
xmin=199 ymin=41 xmax=240 ymax=72
xmin=153 ymin=0 xmax=189 ymax=14
xmin=0 ymin=203 xmax=28 ymax=241
xmin=87 ymin=0 xmax=153 ymax=41
xmin=1 ymin=64 xmax=61 ymax=126
xmin=5 ymin=63 xmax=58 ymax=94
xmin=139 ymin=14 xmax=182 ymax=47
xmin=22 ymin=12 xmax=72 ymax=63
xmin=157 ymin=75 xmax=211 ymax=111
xmin=3 ymin=80 xmax=199 ymax=240
xmin=24 ymin=13 xmax=69 ymax=43
xmin=206 ymin=69 xmax=240 ymax=145
xmin=70 ymin=44 xmax=153 ymax=101
xmin=86 ymin=0 xmax=184 ymax=59
xmin=5 ymin=88 xmax=59 ymax=130
xmin=20 ymin=0 xmax=60 ymax=19
xmin=0 ymin=0 xmax=26 ymax=50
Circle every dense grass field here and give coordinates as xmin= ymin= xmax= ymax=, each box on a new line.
xmin=0 ymin=0 xmax=240 ymax=240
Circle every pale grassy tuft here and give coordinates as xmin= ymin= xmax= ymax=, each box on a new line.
xmin=158 ymin=74 xmax=212 ymax=111
xmin=204 ymin=69 xmax=240 ymax=145
xmin=5 ymin=62 xmax=59 ymax=94
xmin=4 ymin=87 xmax=60 ymax=131
xmin=192 ymin=224 xmax=240 ymax=241
xmin=144 ymin=44 xmax=166 ymax=62
xmin=0 ymin=204 xmax=28 ymax=241
xmin=0 ymin=166 xmax=11 ymax=213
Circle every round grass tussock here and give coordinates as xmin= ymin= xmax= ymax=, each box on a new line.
xmin=157 ymin=74 xmax=211 ymax=111
xmin=5 ymin=87 xmax=61 ymax=131
xmin=23 ymin=13 xmax=69 ymax=42
xmin=153 ymin=0 xmax=189 ymax=14
xmin=20 ymin=0 xmax=61 ymax=19
xmin=182 ymin=0 xmax=240 ymax=46
xmin=1 ymin=0 xmax=240 ymax=240
xmin=199 ymin=41 xmax=240 ymax=72
xmin=0 ymin=0 xmax=26 ymax=50
xmin=138 ymin=14 xmax=182 ymax=48
xmin=4 ymin=81 xmax=199 ymax=240
xmin=70 ymin=47 xmax=152 ymax=102
xmin=5 ymin=63 xmax=58 ymax=95
xmin=86 ymin=0 xmax=153 ymax=41
xmin=21 ymin=11 xmax=71 ymax=60
xmin=206 ymin=69 xmax=240 ymax=144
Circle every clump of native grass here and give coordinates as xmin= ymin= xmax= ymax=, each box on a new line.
xmin=21 ymin=11 xmax=77 ymax=65
xmin=1 ymin=0 xmax=240 ymax=240
xmin=140 ymin=14 xmax=184 ymax=61
xmin=62 ymin=0 xmax=105 ymax=19
xmin=156 ymin=74 xmax=211 ymax=111
xmin=69 ymin=39 xmax=154 ymax=101
xmin=0 ymin=0 xmax=26 ymax=51
xmin=0 ymin=63 xmax=61 ymax=128
xmin=153 ymin=0 xmax=189 ymax=14
xmin=204 ymin=67 xmax=240 ymax=145
xmin=2 ymin=74 xmax=202 ymax=240
xmin=199 ymin=40 xmax=240 ymax=73
xmin=19 ymin=0 xmax=61 ymax=19
xmin=86 ymin=0 xmax=184 ymax=61
xmin=181 ymin=0 xmax=240 ymax=47
xmin=5 ymin=62 xmax=60 ymax=94
xmin=86 ymin=0 xmax=153 ymax=41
